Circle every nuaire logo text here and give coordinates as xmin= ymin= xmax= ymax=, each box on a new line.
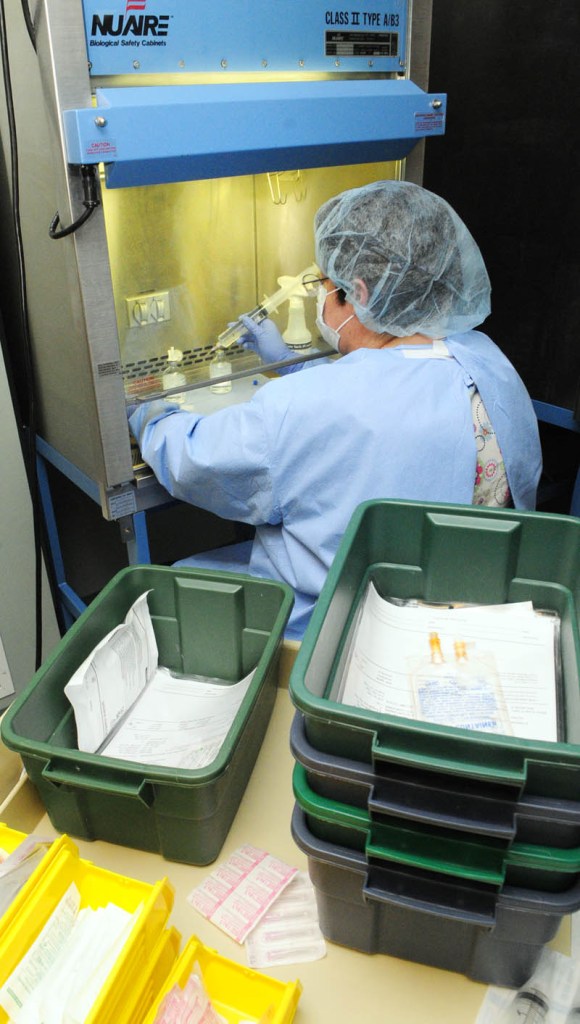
xmin=90 ymin=0 xmax=170 ymax=40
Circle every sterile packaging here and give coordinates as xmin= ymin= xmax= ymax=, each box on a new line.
xmin=141 ymin=935 xmax=302 ymax=1024
xmin=495 ymin=951 xmax=569 ymax=1022
xmin=476 ymin=950 xmax=580 ymax=1024
xmin=152 ymin=960 xmax=226 ymax=1024
xmin=245 ymin=872 xmax=326 ymax=968
xmin=567 ymin=969 xmax=580 ymax=1024
xmin=187 ymin=846 xmax=298 ymax=943
xmin=0 ymin=836 xmax=51 ymax=920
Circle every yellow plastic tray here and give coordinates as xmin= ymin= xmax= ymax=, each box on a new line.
xmin=0 ymin=823 xmax=27 ymax=857
xmin=120 ymin=926 xmax=182 ymax=1024
xmin=142 ymin=935 xmax=302 ymax=1024
xmin=0 ymin=837 xmax=174 ymax=1024
xmin=0 ymin=823 xmax=76 ymax=941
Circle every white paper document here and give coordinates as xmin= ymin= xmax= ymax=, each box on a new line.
xmin=64 ymin=592 xmax=158 ymax=752
xmin=64 ymin=591 xmax=255 ymax=770
xmin=336 ymin=584 xmax=559 ymax=742
xmin=100 ymin=665 xmax=254 ymax=769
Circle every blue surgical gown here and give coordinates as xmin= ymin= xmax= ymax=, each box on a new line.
xmin=129 ymin=331 xmax=542 ymax=639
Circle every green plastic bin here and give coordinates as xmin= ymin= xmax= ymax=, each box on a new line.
xmin=293 ymin=762 xmax=580 ymax=893
xmin=289 ymin=500 xmax=580 ymax=800
xmin=0 ymin=566 xmax=293 ymax=864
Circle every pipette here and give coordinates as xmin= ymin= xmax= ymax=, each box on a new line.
xmin=215 ymin=262 xmax=320 ymax=351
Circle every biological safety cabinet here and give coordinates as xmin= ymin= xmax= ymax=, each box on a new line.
xmin=2 ymin=0 xmax=445 ymax=604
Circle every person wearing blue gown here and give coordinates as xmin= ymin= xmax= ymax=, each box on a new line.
xmin=129 ymin=180 xmax=541 ymax=640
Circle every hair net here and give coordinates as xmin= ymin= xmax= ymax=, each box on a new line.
xmin=314 ymin=180 xmax=491 ymax=338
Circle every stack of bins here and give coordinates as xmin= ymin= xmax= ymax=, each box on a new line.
xmin=288 ymin=499 xmax=580 ymax=986
xmin=0 ymin=565 xmax=293 ymax=865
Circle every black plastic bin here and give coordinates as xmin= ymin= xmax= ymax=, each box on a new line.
xmin=290 ymin=711 xmax=580 ymax=848
xmin=293 ymin=760 xmax=580 ymax=892
xmin=291 ymin=804 xmax=579 ymax=986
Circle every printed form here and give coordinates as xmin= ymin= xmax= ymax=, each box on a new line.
xmin=64 ymin=592 xmax=254 ymax=769
xmin=336 ymin=584 xmax=559 ymax=742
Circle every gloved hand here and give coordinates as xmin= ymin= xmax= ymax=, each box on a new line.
xmin=128 ymin=399 xmax=183 ymax=442
xmin=238 ymin=315 xmax=293 ymax=364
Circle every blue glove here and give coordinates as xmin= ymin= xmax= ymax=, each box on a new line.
xmin=238 ymin=315 xmax=293 ymax=364
xmin=128 ymin=399 xmax=182 ymax=442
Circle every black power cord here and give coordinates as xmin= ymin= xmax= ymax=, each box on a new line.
xmin=19 ymin=0 xmax=36 ymax=51
xmin=49 ymin=164 xmax=101 ymax=239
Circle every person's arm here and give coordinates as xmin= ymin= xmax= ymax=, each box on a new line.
xmin=128 ymin=396 xmax=278 ymax=525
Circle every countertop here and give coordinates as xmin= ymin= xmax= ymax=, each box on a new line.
xmin=0 ymin=649 xmax=569 ymax=1024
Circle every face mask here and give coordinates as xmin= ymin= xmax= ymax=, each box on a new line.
xmin=316 ymin=285 xmax=354 ymax=352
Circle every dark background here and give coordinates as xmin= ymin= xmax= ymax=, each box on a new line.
xmin=423 ymin=0 xmax=580 ymax=412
